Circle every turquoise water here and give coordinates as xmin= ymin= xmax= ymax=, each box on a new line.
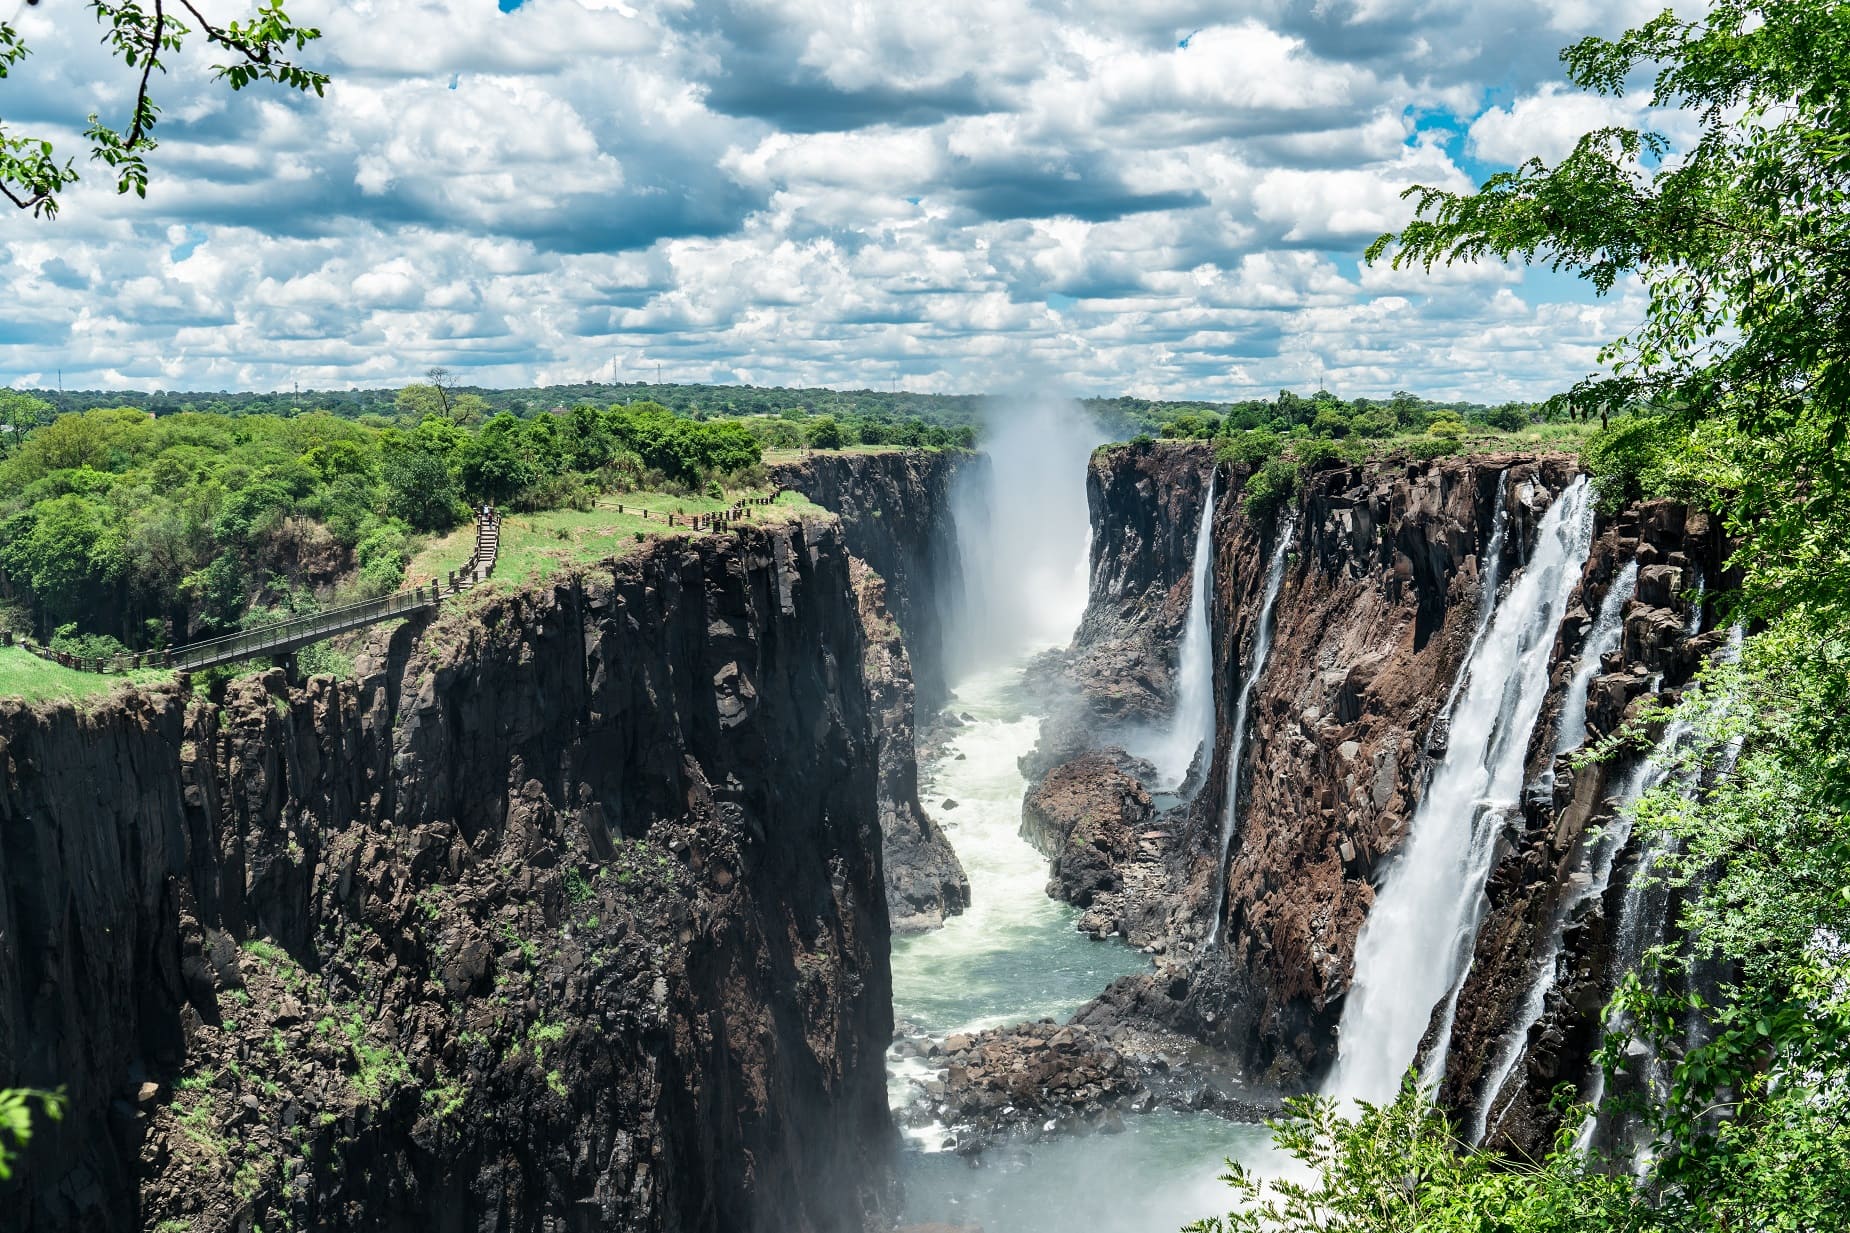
xmin=890 ymin=658 xmax=1279 ymax=1231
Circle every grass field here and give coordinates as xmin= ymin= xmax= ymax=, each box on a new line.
xmin=0 ymin=645 xmax=171 ymax=705
xmin=406 ymin=487 xmax=823 ymax=590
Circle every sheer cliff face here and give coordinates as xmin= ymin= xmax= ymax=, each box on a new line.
xmin=1069 ymin=450 xmax=1726 ymax=1134
xmin=0 ymin=520 xmax=895 ymax=1233
xmin=1069 ymin=441 xmax=1215 ymax=723
xmin=772 ymin=450 xmax=967 ymax=718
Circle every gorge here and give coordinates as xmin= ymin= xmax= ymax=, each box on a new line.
xmin=0 ymin=425 xmax=1736 ymax=1231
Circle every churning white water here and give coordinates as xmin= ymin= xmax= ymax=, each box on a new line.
xmin=1138 ymin=475 xmax=1219 ymax=791
xmin=947 ymin=401 xmax=1107 ymax=676
xmin=894 ymin=411 xmax=1278 ymax=1228
xmin=1555 ymin=560 xmax=1639 ymax=758
xmin=1326 ymin=477 xmax=1595 ymax=1106
xmin=1205 ymin=512 xmax=1297 ymax=948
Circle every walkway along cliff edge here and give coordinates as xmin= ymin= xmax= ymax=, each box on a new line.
xmin=0 ymin=489 xmax=784 ymax=676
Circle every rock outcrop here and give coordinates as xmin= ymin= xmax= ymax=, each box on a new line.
xmin=1063 ymin=441 xmax=1215 ymax=724
xmin=771 ymin=449 xmax=969 ymax=717
xmin=0 ymin=520 xmax=897 ymax=1233
xmin=852 ymin=560 xmax=970 ymax=933
xmin=1060 ymin=448 xmax=1729 ymax=1152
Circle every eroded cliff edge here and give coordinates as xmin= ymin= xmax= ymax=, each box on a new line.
xmin=1048 ymin=444 xmax=1728 ymax=1150
xmin=0 ymin=519 xmax=896 ymax=1233
xmin=773 ymin=449 xmax=972 ymax=930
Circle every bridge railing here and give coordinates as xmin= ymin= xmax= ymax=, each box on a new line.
xmin=3 ymin=486 xmax=789 ymax=678
xmin=6 ymin=508 xmax=502 ymax=676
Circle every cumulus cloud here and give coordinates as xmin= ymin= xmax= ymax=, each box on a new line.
xmin=0 ymin=0 xmax=1683 ymax=400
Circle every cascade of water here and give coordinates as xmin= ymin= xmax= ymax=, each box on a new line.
xmin=948 ymin=402 xmax=1106 ymax=675
xmin=1325 ymin=477 xmax=1595 ymax=1106
xmin=1572 ymin=624 xmax=1743 ymax=1160
xmin=1203 ymin=511 xmax=1297 ymax=948
xmin=1684 ymin=567 xmax=1707 ymax=637
xmin=1472 ymin=702 xmax=1690 ymax=1145
xmin=1554 ymin=561 xmax=1639 ymax=758
xmin=1143 ymin=474 xmax=1219 ymax=791
xmin=1428 ymin=470 xmax=1513 ymax=757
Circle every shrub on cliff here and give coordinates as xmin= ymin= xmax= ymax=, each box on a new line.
xmin=1241 ymin=457 xmax=1298 ymax=522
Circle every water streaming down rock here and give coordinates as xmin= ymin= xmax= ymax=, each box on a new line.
xmin=1204 ymin=510 xmax=1298 ymax=948
xmin=1573 ymin=624 xmax=1743 ymax=1161
xmin=1555 ymin=560 xmax=1640 ymax=758
xmin=1141 ymin=474 xmax=1218 ymax=791
xmin=1429 ymin=469 xmax=1513 ymax=759
xmin=1473 ymin=703 xmax=1689 ymax=1145
xmin=1326 ymin=477 xmax=1596 ymax=1106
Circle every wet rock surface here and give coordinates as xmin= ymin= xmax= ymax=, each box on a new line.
xmin=1019 ymin=750 xmax=1185 ymax=949
xmin=853 ymin=559 xmax=971 ymax=933
xmin=892 ymin=1019 xmax=1277 ymax=1155
xmin=1044 ymin=450 xmax=1731 ymax=1157
xmin=772 ymin=449 xmax=970 ymax=716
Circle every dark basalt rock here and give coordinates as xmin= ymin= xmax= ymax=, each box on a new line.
xmin=0 ymin=519 xmax=899 ymax=1233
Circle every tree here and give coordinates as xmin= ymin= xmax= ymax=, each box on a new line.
xmin=806 ymin=416 xmax=845 ymax=450
xmin=426 ymin=367 xmax=455 ymax=417
xmin=0 ymin=390 xmax=51 ymax=453
xmin=1 ymin=1 xmax=328 ymax=217
xmin=0 ymin=1088 xmax=64 ymax=1181
xmin=395 ymin=384 xmax=447 ymax=421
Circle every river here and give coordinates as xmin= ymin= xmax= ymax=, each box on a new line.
xmin=889 ymin=655 xmax=1275 ymax=1233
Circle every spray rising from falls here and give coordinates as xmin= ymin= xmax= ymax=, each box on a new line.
xmin=1325 ymin=476 xmax=1595 ymax=1106
xmin=1205 ymin=510 xmax=1296 ymax=948
xmin=948 ymin=401 xmax=1107 ymax=674
xmin=1142 ymin=474 xmax=1218 ymax=791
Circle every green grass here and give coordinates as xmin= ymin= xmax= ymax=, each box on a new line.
xmin=0 ymin=645 xmax=171 ymax=704
xmin=762 ymin=444 xmax=935 ymax=463
xmin=406 ymin=487 xmax=823 ymax=590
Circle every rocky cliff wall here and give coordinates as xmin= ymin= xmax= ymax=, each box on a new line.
xmin=1067 ymin=452 xmax=1725 ymax=1140
xmin=771 ymin=450 xmax=968 ymax=718
xmin=851 ymin=561 xmax=970 ymax=933
xmin=0 ymin=520 xmax=896 ymax=1233
xmin=1066 ymin=441 xmax=1215 ymax=723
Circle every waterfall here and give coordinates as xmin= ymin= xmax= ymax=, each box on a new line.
xmin=1573 ymin=624 xmax=1743 ymax=1160
xmin=1428 ymin=469 xmax=1513 ymax=757
xmin=1204 ymin=510 xmax=1296 ymax=948
xmin=1472 ymin=702 xmax=1689 ymax=1145
xmin=1554 ymin=561 xmax=1639 ymax=758
xmin=1325 ymin=476 xmax=1595 ymax=1107
xmin=948 ymin=401 xmax=1107 ymax=675
xmin=1144 ymin=474 xmax=1218 ymax=791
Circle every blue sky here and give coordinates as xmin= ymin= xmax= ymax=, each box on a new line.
xmin=0 ymin=0 xmax=1695 ymax=400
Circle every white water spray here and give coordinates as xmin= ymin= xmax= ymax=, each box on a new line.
xmin=1554 ymin=561 xmax=1639 ymax=758
xmin=1204 ymin=511 xmax=1297 ymax=948
xmin=948 ymin=401 xmax=1106 ymax=675
xmin=1141 ymin=474 xmax=1219 ymax=791
xmin=1326 ymin=477 xmax=1595 ymax=1106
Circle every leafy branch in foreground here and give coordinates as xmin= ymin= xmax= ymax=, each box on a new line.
xmin=1368 ymin=0 xmax=1850 ymax=449
xmin=0 ymin=0 xmax=327 ymax=217
xmin=0 ymin=1087 xmax=66 ymax=1180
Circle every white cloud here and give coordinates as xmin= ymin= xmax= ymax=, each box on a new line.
xmin=0 ymin=0 xmax=1667 ymax=402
